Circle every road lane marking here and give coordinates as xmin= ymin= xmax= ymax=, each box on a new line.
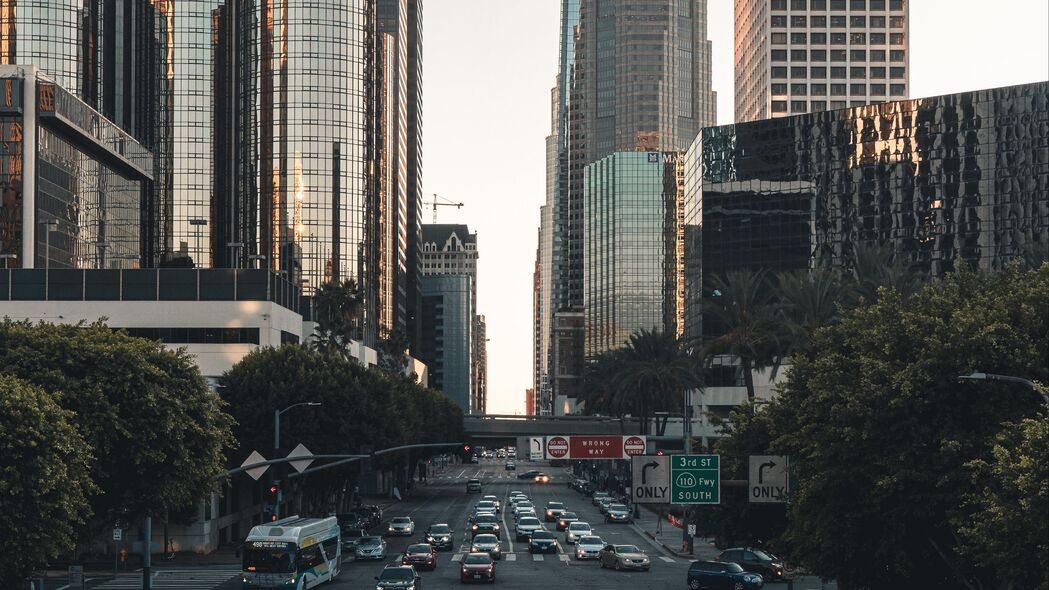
xmin=532 ymin=554 xmax=544 ymax=562
xmin=505 ymin=553 xmax=517 ymax=561
xmin=660 ymin=556 xmax=676 ymax=563
xmin=451 ymin=553 xmax=463 ymax=562
xmin=559 ymin=554 xmax=570 ymax=562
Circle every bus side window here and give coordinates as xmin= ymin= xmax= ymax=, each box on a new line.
xmin=321 ymin=537 xmax=339 ymax=561
xmin=298 ymin=546 xmax=323 ymax=570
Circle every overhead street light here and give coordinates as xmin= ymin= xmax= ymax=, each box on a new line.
xmin=958 ymin=372 xmax=1047 ymax=404
xmin=274 ymin=402 xmax=323 ymax=451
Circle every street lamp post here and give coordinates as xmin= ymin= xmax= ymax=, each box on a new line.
xmin=959 ymin=372 xmax=1048 ymax=404
xmin=0 ymin=253 xmax=16 ymax=268
xmin=272 ymin=402 xmax=322 ymax=519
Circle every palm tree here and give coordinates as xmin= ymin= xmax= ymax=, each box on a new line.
xmin=777 ymin=268 xmax=847 ymax=356
xmin=704 ymin=269 xmax=782 ymax=404
xmin=846 ymin=241 xmax=923 ymax=304
xmin=581 ymin=348 xmax=629 ymax=419
xmin=311 ymin=279 xmax=363 ymax=352
xmin=615 ymin=329 xmax=703 ymax=435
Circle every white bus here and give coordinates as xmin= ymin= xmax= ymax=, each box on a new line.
xmin=241 ymin=515 xmax=341 ymax=589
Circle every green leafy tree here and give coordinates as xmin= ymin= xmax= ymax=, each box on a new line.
xmin=0 ymin=321 xmax=236 ymax=534
xmin=581 ymin=348 xmax=629 ymax=419
xmin=0 ymin=375 xmax=95 ymax=586
xmin=761 ymin=264 xmax=1048 ymax=589
xmin=616 ymin=329 xmax=702 ymax=434
xmin=957 ymin=411 xmax=1049 ymax=590
xmin=845 ymin=241 xmax=924 ymax=304
xmin=311 ymin=279 xmax=363 ymax=351
xmin=776 ymin=268 xmax=847 ymax=356
xmin=377 ymin=329 xmax=411 ymax=374
xmin=705 ymin=269 xmax=782 ymax=402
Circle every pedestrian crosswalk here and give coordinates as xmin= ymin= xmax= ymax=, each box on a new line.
xmin=446 ymin=552 xmax=675 ymax=565
xmin=94 ymin=569 xmax=239 ymax=589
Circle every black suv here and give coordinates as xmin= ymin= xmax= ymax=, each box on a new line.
xmin=716 ymin=548 xmax=789 ymax=581
xmin=687 ymin=560 xmax=763 ymax=589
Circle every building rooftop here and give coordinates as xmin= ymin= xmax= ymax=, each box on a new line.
xmin=421 ymin=224 xmax=476 ymax=247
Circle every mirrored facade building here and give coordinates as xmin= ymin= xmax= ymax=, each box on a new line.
xmin=584 ymin=151 xmax=685 ymax=358
xmin=684 ymin=81 xmax=1049 ymax=342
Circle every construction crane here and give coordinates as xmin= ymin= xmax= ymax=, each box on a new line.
xmin=428 ymin=194 xmax=464 ymax=223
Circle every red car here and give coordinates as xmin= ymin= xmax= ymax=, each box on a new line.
xmin=459 ymin=552 xmax=496 ymax=583
xmin=401 ymin=543 xmax=437 ymax=571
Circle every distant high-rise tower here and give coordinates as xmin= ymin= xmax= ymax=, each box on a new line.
xmin=537 ymin=0 xmax=716 ymax=415
xmin=735 ymin=0 xmax=910 ymax=123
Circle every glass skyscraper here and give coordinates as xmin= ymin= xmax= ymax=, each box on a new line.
xmin=684 ymin=81 xmax=1049 ymax=342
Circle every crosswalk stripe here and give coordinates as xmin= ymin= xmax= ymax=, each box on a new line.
xmin=94 ymin=570 xmax=239 ymax=590
xmin=532 ymin=554 xmax=544 ymax=562
xmin=660 ymin=556 xmax=676 ymax=563
xmin=505 ymin=553 xmax=517 ymax=561
xmin=559 ymin=554 xmax=570 ymax=562
xmin=451 ymin=553 xmax=463 ymax=562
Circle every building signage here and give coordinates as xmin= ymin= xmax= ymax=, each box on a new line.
xmin=545 ymin=436 xmax=569 ymax=459
xmin=631 ymin=455 xmax=670 ymax=504
xmin=670 ymin=455 xmax=720 ymax=505
xmin=543 ymin=436 xmax=647 ymax=460
xmin=748 ymin=455 xmax=788 ymax=503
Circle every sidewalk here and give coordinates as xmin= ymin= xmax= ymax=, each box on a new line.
xmin=630 ymin=503 xmax=719 ymax=560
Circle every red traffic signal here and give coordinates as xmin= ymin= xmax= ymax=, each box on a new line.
xmin=463 ymin=444 xmax=472 ymax=453
xmin=267 ymin=484 xmax=279 ymax=495
xmin=656 ymin=450 xmax=665 ymax=456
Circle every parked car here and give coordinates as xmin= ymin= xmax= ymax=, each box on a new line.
xmin=387 ymin=516 xmax=415 ymax=536
xmin=425 ymin=524 xmax=455 ymax=551
xmin=401 ymin=543 xmax=437 ymax=571
xmin=459 ymin=552 xmax=496 ymax=583
xmin=375 ymin=565 xmax=423 ymax=590
xmin=556 ymin=512 xmax=579 ymax=531
xmin=470 ymin=533 xmax=502 ymax=560
xmin=528 ymin=530 xmax=558 ymax=554
xmin=598 ymin=544 xmax=651 ymax=571
xmin=716 ymin=548 xmax=789 ymax=581
xmin=354 ymin=536 xmax=387 ymax=560
xmin=687 ymin=560 xmax=763 ymax=589
xmin=574 ymin=535 xmax=604 ymax=560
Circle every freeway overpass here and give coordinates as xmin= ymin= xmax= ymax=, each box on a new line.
xmin=463 ymin=414 xmax=644 ymax=439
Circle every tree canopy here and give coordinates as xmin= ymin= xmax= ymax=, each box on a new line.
xmin=0 ymin=321 xmax=235 ymax=532
xmin=0 ymin=375 xmax=94 ymax=586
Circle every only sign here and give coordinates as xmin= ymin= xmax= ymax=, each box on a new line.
xmin=546 ymin=436 xmax=569 ymax=459
xmin=623 ymin=436 xmax=646 ymax=456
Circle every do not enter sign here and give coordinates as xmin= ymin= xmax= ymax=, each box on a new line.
xmin=623 ymin=436 xmax=646 ymax=456
xmin=545 ymin=436 xmax=569 ymax=459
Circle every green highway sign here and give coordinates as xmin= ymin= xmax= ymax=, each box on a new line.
xmin=670 ymin=455 xmax=720 ymax=504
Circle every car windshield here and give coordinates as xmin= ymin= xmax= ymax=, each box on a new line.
xmin=359 ymin=537 xmax=381 ymax=546
xmin=616 ymin=545 xmax=641 ymax=553
xmin=475 ymin=515 xmax=497 ymax=523
xmin=609 ymin=504 xmax=627 ymax=511
xmin=519 ymin=518 xmax=540 ymax=526
xmin=478 ymin=502 xmax=495 ymax=507
xmin=243 ymin=544 xmax=295 ymax=574
xmin=561 ymin=512 xmax=577 ymax=519
xmin=407 ymin=544 xmax=431 ymax=553
xmin=464 ymin=554 xmax=492 ymax=564
xmin=532 ymin=531 xmax=554 ymax=540
xmin=392 ymin=517 xmax=411 ymax=524
xmin=518 ymin=502 xmax=533 ymax=507
xmin=569 ymin=523 xmax=590 ymax=530
xmin=547 ymin=502 xmax=563 ymax=509
xmin=473 ymin=535 xmax=498 ymax=544
xmin=579 ymin=537 xmax=602 ymax=546
xmin=726 ymin=563 xmax=745 ymax=573
xmin=752 ymin=549 xmax=774 ymax=560
xmin=430 ymin=525 xmax=450 ymax=534
xmin=379 ymin=568 xmax=414 ymax=581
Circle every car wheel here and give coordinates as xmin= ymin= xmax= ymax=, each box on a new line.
xmin=599 ymin=559 xmax=605 ymax=569
xmin=615 ymin=560 xmax=621 ymax=571
xmin=689 ymin=580 xmax=701 ymax=590
xmin=734 ymin=583 xmax=744 ymax=590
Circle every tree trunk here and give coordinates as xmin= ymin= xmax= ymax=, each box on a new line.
xmin=742 ymin=357 xmax=756 ymax=404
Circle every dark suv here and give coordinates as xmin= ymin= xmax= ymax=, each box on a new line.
xmin=716 ymin=548 xmax=789 ymax=581
xmin=467 ymin=479 xmax=483 ymax=493
xmin=687 ymin=560 xmax=763 ymax=589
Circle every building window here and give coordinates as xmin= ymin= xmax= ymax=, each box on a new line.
xmin=890 ymin=16 xmax=904 ymax=28
xmin=890 ymin=49 xmax=906 ymax=62
xmin=831 ymin=83 xmax=847 ymax=96
xmin=772 ymin=32 xmax=788 ymax=44
xmin=772 ymin=49 xmax=788 ymax=62
xmin=791 ymin=49 xmax=807 ymax=61
xmin=890 ymin=33 xmax=906 ymax=45
xmin=811 ymin=32 xmax=827 ymax=44
xmin=850 ymin=0 xmax=866 ymax=8
xmin=791 ymin=83 xmax=808 ymax=95
xmin=870 ymin=83 xmax=886 ymax=95
xmin=850 ymin=83 xmax=866 ymax=94
xmin=811 ymin=66 xmax=827 ymax=78
xmin=830 ymin=100 xmax=848 ymax=109
xmin=772 ymin=100 xmax=788 ymax=113
xmin=791 ymin=66 xmax=808 ymax=78
xmin=870 ymin=32 xmax=886 ymax=44
xmin=851 ymin=66 xmax=866 ymax=78
xmin=811 ymin=83 xmax=827 ymax=95
xmin=811 ymin=15 xmax=827 ymax=26
xmin=850 ymin=16 xmax=866 ymax=27
xmin=791 ymin=32 xmax=807 ymax=43
xmin=811 ymin=49 xmax=827 ymax=61
xmin=871 ymin=49 xmax=887 ymax=61
xmin=831 ymin=66 xmax=847 ymax=79
xmin=791 ymin=15 xmax=807 ymax=27
xmin=890 ymin=83 xmax=906 ymax=95
xmin=890 ymin=66 xmax=906 ymax=79
xmin=771 ymin=0 xmax=787 ymax=9
xmin=771 ymin=83 xmax=787 ymax=96
xmin=791 ymin=100 xmax=807 ymax=113
xmin=870 ymin=0 xmax=886 ymax=8
xmin=871 ymin=16 xmax=886 ymax=27
xmin=772 ymin=66 xmax=788 ymax=78
xmin=772 ymin=15 xmax=787 ymax=27
xmin=851 ymin=49 xmax=867 ymax=61
xmin=811 ymin=0 xmax=827 ymax=9
xmin=811 ymin=100 xmax=827 ymax=111
xmin=831 ymin=33 xmax=846 ymax=45
xmin=831 ymin=49 xmax=847 ymax=62
xmin=791 ymin=0 xmax=807 ymax=9
xmin=830 ymin=0 xmax=845 ymax=9
xmin=870 ymin=66 xmax=886 ymax=78
xmin=890 ymin=0 xmax=904 ymax=9
xmin=830 ymin=15 xmax=846 ymax=28
xmin=850 ymin=33 xmax=866 ymax=44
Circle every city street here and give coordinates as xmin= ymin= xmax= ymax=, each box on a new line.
xmin=47 ymin=458 xmax=830 ymax=590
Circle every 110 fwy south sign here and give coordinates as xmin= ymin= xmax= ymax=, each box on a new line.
xmin=533 ymin=435 xmax=647 ymax=460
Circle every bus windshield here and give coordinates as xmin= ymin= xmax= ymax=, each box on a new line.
xmin=243 ymin=542 xmax=296 ymax=574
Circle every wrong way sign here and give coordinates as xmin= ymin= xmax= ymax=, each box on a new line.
xmin=631 ymin=455 xmax=670 ymax=504
xmin=749 ymin=455 xmax=788 ymax=503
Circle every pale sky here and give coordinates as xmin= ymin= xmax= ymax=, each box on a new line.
xmin=423 ymin=0 xmax=1049 ymax=415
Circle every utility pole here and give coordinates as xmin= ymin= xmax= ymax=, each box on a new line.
xmin=682 ymin=388 xmax=694 ymax=554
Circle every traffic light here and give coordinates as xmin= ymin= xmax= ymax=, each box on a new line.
xmin=265 ymin=481 xmax=281 ymax=521
xmin=463 ymin=444 xmax=472 ymax=454
xmin=656 ymin=450 xmax=666 ymax=456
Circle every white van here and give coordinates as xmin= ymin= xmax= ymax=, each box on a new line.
xmin=241 ymin=516 xmax=341 ymax=589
